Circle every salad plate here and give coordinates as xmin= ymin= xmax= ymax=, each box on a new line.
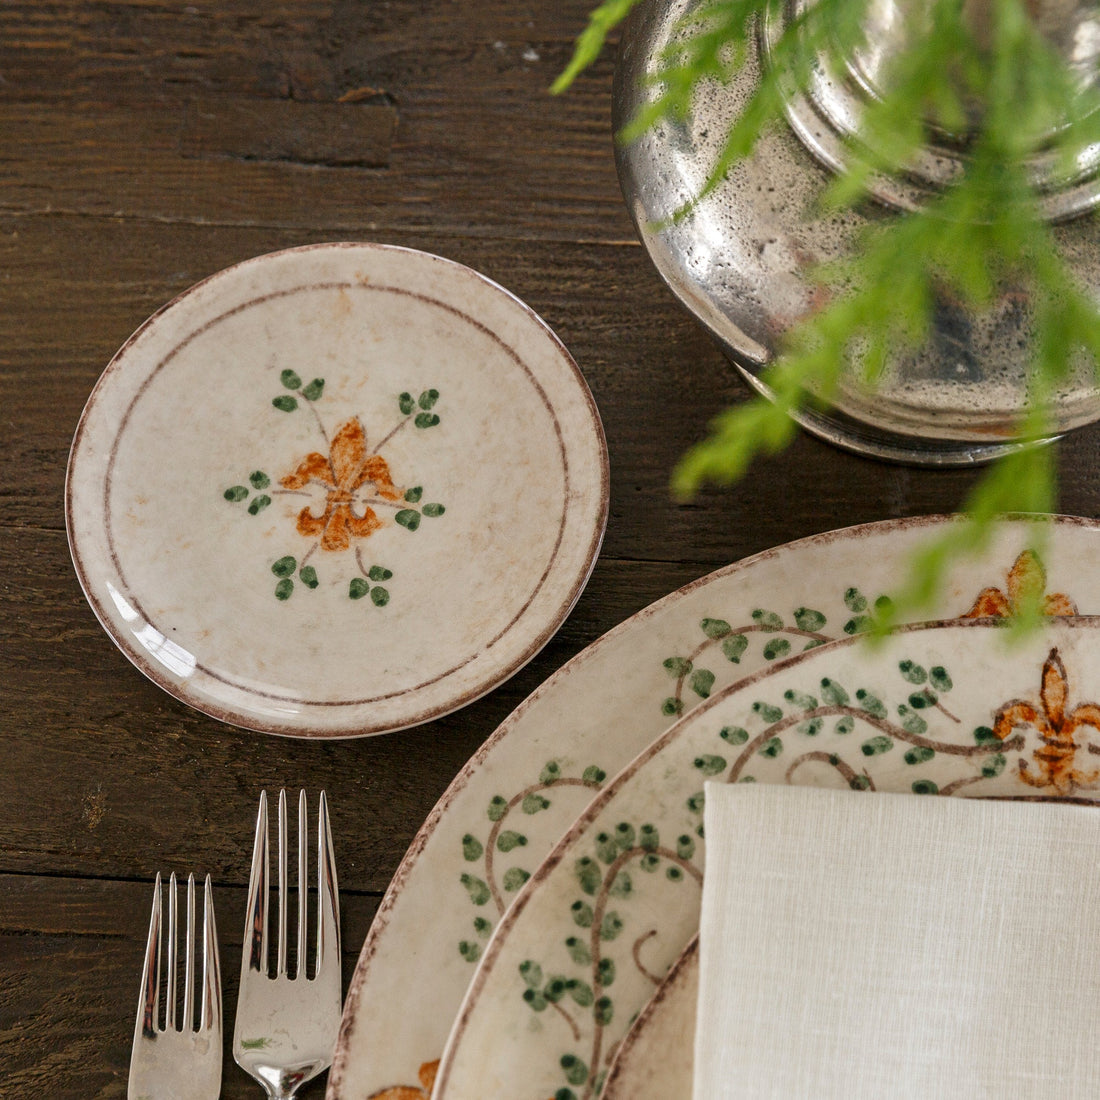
xmin=65 ymin=242 xmax=608 ymax=737
xmin=433 ymin=617 xmax=1100 ymax=1099
xmin=328 ymin=515 xmax=1100 ymax=1097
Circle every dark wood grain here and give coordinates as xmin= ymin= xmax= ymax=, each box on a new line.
xmin=4 ymin=1 xmax=1100 ymax=1096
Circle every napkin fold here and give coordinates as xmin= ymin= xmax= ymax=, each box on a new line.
xmin=695 ymin=783 xmax=1100 ymax=1099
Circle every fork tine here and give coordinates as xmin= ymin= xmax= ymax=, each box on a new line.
xmin=297 ymin=789 xmax=307 ymax=978
xmin=137 ymin=873 xmax=162 ymax=1038
xmin=182 ymin=873 xmax=196 ymax=1030
xmin=316 ymin=789 xmax=340 ymax=978
xmin=200 ymin=874 xmax=222 ymax=1033
xmin=167 ymin=871 xmax=179 ymax=1030
xmin=244 ymin=789 xmax=269 ymax=974
xmin=277 ymin=788 xmax=288 ymax=977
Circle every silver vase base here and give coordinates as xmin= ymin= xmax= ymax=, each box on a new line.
xmin=728 ymin=359 xmax=1057 ymax=468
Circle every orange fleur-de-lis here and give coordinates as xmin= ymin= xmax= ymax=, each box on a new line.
xmin=964 ymin=549 xmax=1076 ymax=618
xmin=992 ymin=647 xmax=1100 ymax=794
xmin=367 ymin=1059 xmax=439 ymax=1099
xmin=280 ymin=417 xmax=402 ymax=552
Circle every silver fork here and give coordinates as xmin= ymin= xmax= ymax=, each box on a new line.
xmin=233 ymin=789 xmax=341 ymax=1098
xmin=128 ymin=872 xmax=222 ymax=1100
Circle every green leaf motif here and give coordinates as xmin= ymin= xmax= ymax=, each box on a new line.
xmin=597 ymin=957 xmax=616 ymax=987
xmin=370 ymin=586 xmax=390 ymax=607
xmin=299 ymin=565 xmax=319 ymax=589
xmin=594 ymin=997 xmax=614 ymax=1025
xmin=614 ymin=822 xmax=635 ymax=849
xmin=844 ymin=587 xmax=868 ymax=613
xmin=280 ymin=369 xmax=302 ymax=389
xmin=422 ymin=502 xmax=446 ymax=517
xmin=690 ymin=669 xmax=715 ymax=698
xmin=752 ymin=701 xmax=783 ymax=724
xmin=462 ymin=834 xmax=483 ymax=861
xmin=404 ymin=486 xmax=423 ymax=503
xmin=224 ymin=485 xmax=249 ymax=502
xmin=349 ymin=577 xmax=370 ymax=600
xmin=834 ymin=716 xmax=855 ymax=735
xmin=249 ymin=470 xmax=270 ymax=489
xmin=677 ymin=834 xmax=696 ymax=859
xmin=758 ymin=737 xmax=783 ymax=758
xmin=575 ymin=857 xmax=603 ymax=896
xmin=784 ymin=689 xmax=818 ymax=710
xmin=566 ymin=936 xmax=592 ymax=965
xmin=764 ymin=638 xmax=792 ymax=660
xmin=461 ymin=873 xmax=491 ymax=905
xmin=694 ymin=754 xmax=727 ymax=776
xmin=522 ymin=793 xmax=550 ymax=814
xmin=368 ymin=565 xmax=393 ymax=581
xmin=271 ymin=556 xmax=297 ymax=578
xmin=272 ymin=395 xmax=298 ymax=413
xmin=399 ymin=391 xmax=416 ymax=414
xmin=540 ymin=761 xmax=562 ymax=784
xmin=595 ymin=831 xmax=618 ymax=864
xmin=663 ymin=656 xmax=693 ymax=678
xmin=609 ymin=870 xmax=632 ymax=897
xmin=414 ymin=412 xmax=440 ymax=428
xmin=904 ymin=746 xmax=936 ymax=765
xmin=661 ymin=698 xmax=684 ymax=716
xmin=569 ymin=981 xmax=594 ymax=1006
xmin=599 ymin=913 xmax=623 ymax=941
xmin=496 ymin=830 xmax=528 ymax=853
xmin=820 ymin=678 xmax=849 ymax=705
xmin=459 ymin=941 xmax=481 ymax=962
xmin=861 ymin=736 xmax=894 ymax=757
xmin=722 ymin=634 xmax=749 ymax=663
xmin=912 ymin=779 xmax=939 ymax=795
xmin=982 ymin=753 xmax=1007 ymax=778
xmin=929 ymin=666 xmax=953 ymax=692
xmin=487 ymin=795 xmax=507 ymax=822
xmin=562 ymin=1054 xmax=588 ymax=1086
xmin=582 ymin=765 xmax=606 ymax=784
xmin=248 ymin=494 xmax=271 ymax=515
xmin=571 ymin=900 xmax=594 ymax=928
xmin=301 ymin=378 xmax=325 ymax=401
xmin=720 ymin=725 xmax=749 ymax=745
xmin=701 ymin=617 xmax=732 ymax=638
xmin=973 ymin=725 xmax=998 ymax=744
xmin=502 ymin=867 xmax=530 ymax=892
xmin=857 ymin=689 xmax=888 ymax=719
xmin=520 ymin=960 xmax=543 ymax=988
xmin=794 ymin=607 xmax=827 ymax=631
xmin=419 ymin=388 xmax=440 ymax=409
xmin=639 ymin=823 xmax=659 ymax=851
xmin=752 ymin=609 xmax=783 ymax=631
xmin=899 ymin=660 xmax=928 ymax=684
xmin=473 ymin=916 xmax=491 ymax=937
xmin=395 ymin=509 xmax=421 ymax=531
xmin=274 ymin=579 xmax=294 ymax=601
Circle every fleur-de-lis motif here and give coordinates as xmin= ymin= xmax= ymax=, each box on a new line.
xmin=367 ymin=1059 xmax=438 ymax=1099
xmin=280 ymin=417 xmax=402 ymax=552
xmin=964 ymin=549 xmax=1076 ymax=618
xmin=992 ymin=647 xmax=1100 ymax=794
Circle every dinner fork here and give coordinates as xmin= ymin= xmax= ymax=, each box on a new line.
xmin=128 ymin=872 xmax=222 ymax=1100
xmin=233 ymin=789 xmax=341 ymax=1098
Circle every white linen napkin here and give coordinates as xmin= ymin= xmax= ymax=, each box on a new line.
xmin=695 ymin=782 xmax=1100 ymax=1099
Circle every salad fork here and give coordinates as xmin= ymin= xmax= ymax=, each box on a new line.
xmin=128 ymin=872 xmax=222 ymax=1100
xmin=233 ymin=789 xmax=341 ymax=1098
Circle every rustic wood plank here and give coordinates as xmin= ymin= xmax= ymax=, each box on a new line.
xmin=0 ymin=0 xmax=630 ymax=240
xmin=0 ymin=874 xmax=377 ymax=1098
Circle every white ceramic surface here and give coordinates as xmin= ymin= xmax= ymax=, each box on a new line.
xmin=66 ymin=243 xmax=608 ymax=737
xmin=435 ymin=618 xmax=1100 ymax=1099
xmin=326 ymin=515 xmax=1100 ymax=1098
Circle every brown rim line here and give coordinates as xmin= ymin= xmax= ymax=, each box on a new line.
xmin=328 ymin=514 xmax=1100 ymax=1091
xmin=429 ymin=612 xmax=1100 ymax=1097
xmin=65 ymin=243 xmax=609 ymax=739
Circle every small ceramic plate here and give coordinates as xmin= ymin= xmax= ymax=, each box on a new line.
xmin=65 ymin=243 xmax=608 ymax=737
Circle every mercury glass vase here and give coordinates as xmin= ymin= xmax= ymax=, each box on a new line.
xmin=613 ymin=0 xmax=1100 ymax=465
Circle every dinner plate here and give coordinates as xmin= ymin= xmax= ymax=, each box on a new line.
xmin=434 ymin=617 xmax=1100 ymax=1099
xmin=65 ymin=243 xmax=608 ymax=737
xmin=326 ymin=515 xmax=1100 ymax=1098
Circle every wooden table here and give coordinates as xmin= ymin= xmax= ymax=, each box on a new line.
xmin=4 ymin=2 xmax=1100 ymax=1096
